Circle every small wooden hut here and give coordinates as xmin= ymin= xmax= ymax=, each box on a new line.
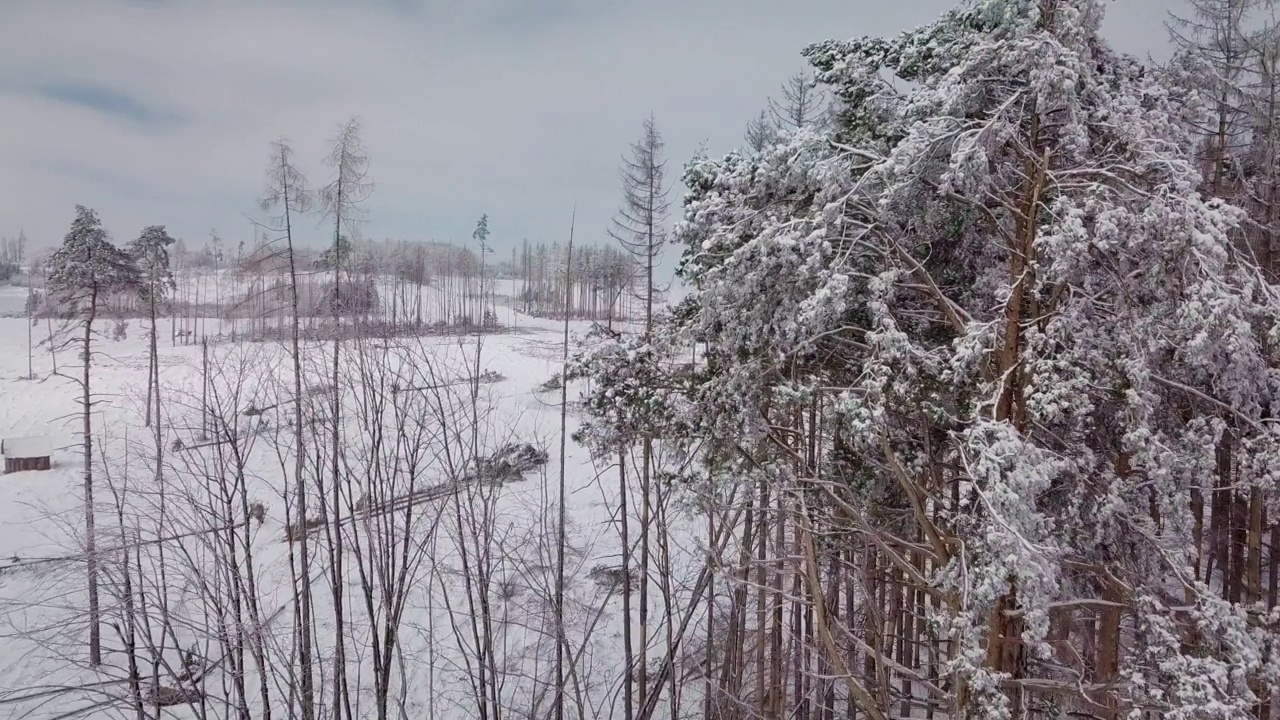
xmin=3 ymin=436 xmax=52 ymax=473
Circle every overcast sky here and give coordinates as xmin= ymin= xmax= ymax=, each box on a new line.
xmin=0 ymin=0 xmax=1185 ymax=257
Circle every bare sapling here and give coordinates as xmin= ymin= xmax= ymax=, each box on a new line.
xmin=342 ymin=335 xmax=449 ymax=720
xmin=608 ymin=116 xmax=671 ymax=710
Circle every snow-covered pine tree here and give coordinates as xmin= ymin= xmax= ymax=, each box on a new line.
xmin=575 ymin=0 xmax=1280 ymax=717
xmin=474 ymin=213 xmax=492 ymax=325
xmin=46 ymin=204 xmax=141 ymax=667
xmin=129 ymin=225 xmax=175 ymax=428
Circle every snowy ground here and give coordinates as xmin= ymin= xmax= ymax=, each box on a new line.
xmin=0 ymin=285 xmax=28 ymax=318
xmin=0 ymin=308 xmax=709 ymax=720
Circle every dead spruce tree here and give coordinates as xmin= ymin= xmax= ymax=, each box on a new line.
xmin=766 ymin=71 xmax=827 ymax=131
xmin=317 ymin=116 xmax=372 ymax=720
xmin=1171 ymin=0 xmax=1280 ymax=284
xmin=744 ymin=109 xmax=778 ymax=153
xmin=607 ymin=115 xmax=671 ymax=716
xmin=260 ymin=136 xmax=317 ymax=720
xmin=610 ymin=115 xmax=670 ymax=337
xmin=1169 ymin=0 xmax=1257 ymax=199
xmin=46 ymin=204 xmax=141 ymax=666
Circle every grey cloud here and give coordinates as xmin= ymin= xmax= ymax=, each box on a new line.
xmin=33 ymin=79 xmax=183 ymax=127
xmin=0 ymin=0 xmax=1187 ymax=258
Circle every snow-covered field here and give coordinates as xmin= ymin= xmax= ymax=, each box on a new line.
xmin=0 ymin=311 xmax=707 ymax=720
xmin=0 ymin=286 xmax=28 ymax=318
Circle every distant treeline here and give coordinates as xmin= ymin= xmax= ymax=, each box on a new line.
xmin=23 ymin=235 xmax=647 ymax=341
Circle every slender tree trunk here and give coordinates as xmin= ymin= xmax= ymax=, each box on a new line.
xmin=639 ymin=439 xmax=651 ymax=712
xmin=724 ymin=484 xmax=756 ymax=708
xmin=704 ymin=502 xmax=716 ymax=720
xmin=554 ymin=219 xmax=573 ymax=720
xmin=770 ymin=488 xmax=784 ymax=720
xmin=144 ymin=344 xmax=154 ymax=427
xmin=756 ymin=474 xmax=769 ymax=717
xmin=146 ymin=296 xmax=158 ymax=426
xmin=656 ymin=483 xmax=679 ymax=720
xmin=1097 ymin=577 xmax=1122 ymax=720
xmin=149 ymin=290 xmax=174 ymax=718
xmin=281 ymin=153 xmax=316 ymax=720
xmin=1193 ymin=486 xmax=1205 ymax=582
xmin=330 ymin=245 xmax=351 ymax=720
xmin=1228 ymin=488 xmax=1246 ymax=605
xmin=201 ymin=338 xmax=210 ymax=439
xmin=1249 ymin=487 xmax=1264 ymax=604
xmin=619 ymin=451 xmax=635 ymax=720
xmin=26 ymin=270 xmax=33 ymax=379
xmin=1212 ymin=432 xmax=1232 ymax=597
xmin=117 ymin=506 xmax=145 ymax=720
xmin=84 ymin=285 xmax=101 ymax=666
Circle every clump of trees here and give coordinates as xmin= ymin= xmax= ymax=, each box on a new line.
xmin=0 ymin=232 xmax=28 ymax=281
xmin=571 ymin=1 xmax=1280 ymax=719
xmin=312 ymin=278 xmax=379 ymax=317
xmin=516 ymin=240 xmax=639 ymax=321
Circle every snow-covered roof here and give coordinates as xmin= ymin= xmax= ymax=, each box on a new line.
xmin=2 ymin=436 xmax=53 ymax=458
